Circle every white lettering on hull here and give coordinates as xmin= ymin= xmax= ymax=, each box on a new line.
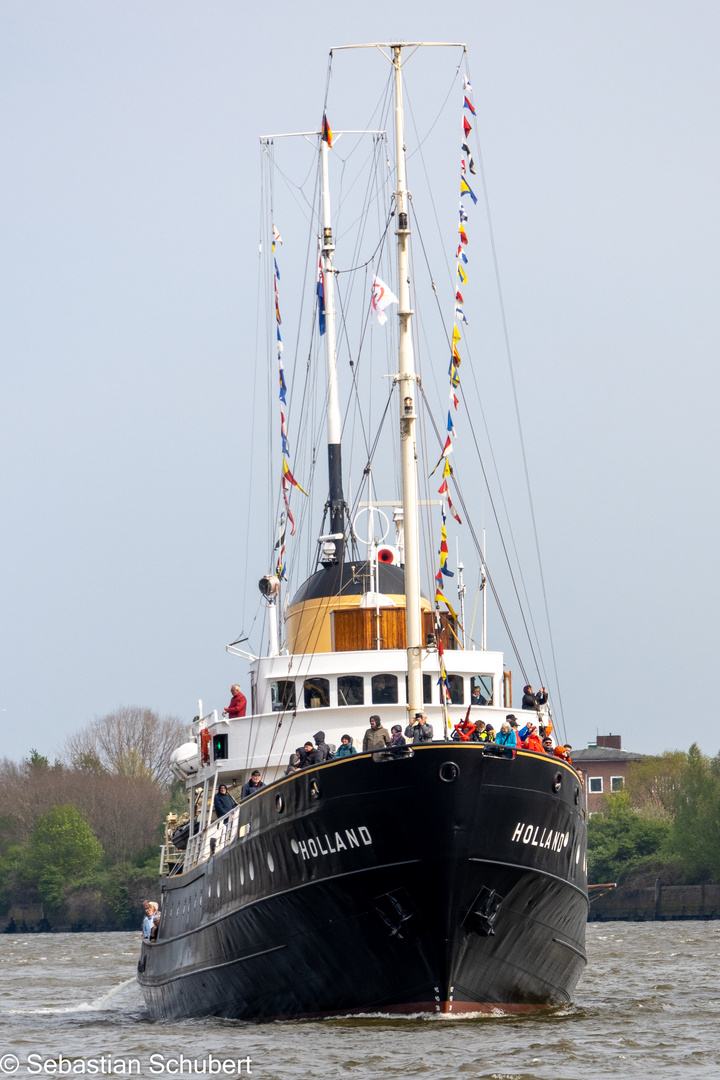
xmin=292 ymin=826 xmax=373 ymax=860
xmin=511 ymin=822 xmax=570 ymax=854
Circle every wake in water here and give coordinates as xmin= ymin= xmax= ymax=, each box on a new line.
xmin=5 ymin=976 xmax=146 ymax=1017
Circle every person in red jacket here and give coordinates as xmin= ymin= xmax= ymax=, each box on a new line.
xmin=223 ymin=684 xmax=247 ymax=718
xmin=521 ymin=721 xmax=544 ymax=753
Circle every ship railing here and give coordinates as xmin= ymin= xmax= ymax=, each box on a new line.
xmin=180 ymin=806 xmax=243 ymax=872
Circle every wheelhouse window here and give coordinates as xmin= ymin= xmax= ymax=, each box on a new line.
xmin=271 ymin=680 xmax=296 ymax=712
xmin=338 ymin=675 xmax=364 ymax=706
xmin=446 ymin=674 xmax=464 ymax=705
xmin=610 ymin=776 xmax=625 ymax=793
xmin=372 ymin=674 xmax=398 ymax=705
xmin=589 ymin=777 xmax=603 ymax=794
xmin=304 ymin=678 xmax=330 ymax=709
xmin=471 ymin=675 xmax=493 ymax=705
xmin=405 ymin=674 xmax=433 ymax=704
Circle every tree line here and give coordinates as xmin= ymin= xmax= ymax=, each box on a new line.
xmin=587 ymin=743 xmax=720 ymax=886
xmin=0 ymin=707 xmax=187 ymax=931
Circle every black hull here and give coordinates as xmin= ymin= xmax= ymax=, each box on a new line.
xmin=138 ymin=746 xmax=588 ymax=1019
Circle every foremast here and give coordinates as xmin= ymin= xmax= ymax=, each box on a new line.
xmin=319 ymin=126 xmax=344 ymax=560
xmin=392 ymin=45 xmax=423 ymax=718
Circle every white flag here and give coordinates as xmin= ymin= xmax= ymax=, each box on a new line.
xmin=371 ymin=276 xmax=399 ymax=325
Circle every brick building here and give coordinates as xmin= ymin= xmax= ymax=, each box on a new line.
xmin=572 ymin=735 xmax=645 ymax=814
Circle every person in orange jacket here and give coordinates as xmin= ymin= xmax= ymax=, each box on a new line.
xmin=521 ymin=721 xmax=544 ymax=753
xmin=554 ymin=743 xmax=573 ymax=765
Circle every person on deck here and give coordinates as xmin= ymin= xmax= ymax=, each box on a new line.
xmin=389 ymin=724 xmax=407 ymax=747
xmin=521 ymin=685 xmax=537 ymax=710
xmin=300 ymin=742 xmax=317 ymax=767
xmin=496 ymin=721 xmax=516 ymax=747
xmin=521 ymin=722 xmax=544 ymax=753
xmin=363 ymin=716 xmax=390 ymax=752
xmin=241 ymin=771 xmax=265 ymax=799
xmin=214 ymin=783 xmax=236 ymax=817
xmin=405 ymin=713 xmax=433 ymax=745
xmin=542 ymin=736 xmax=555 ymax=755
xmin=313 ymin=731 xmax=333 ymax=764
xmin=335 ymin=735 xmax=357 ymax=759
xmin=554 ymin=744 xmax=573 ymax=765
xmin=479 ymin=723 xmax=496 ymax=743
xmin=284 ymin=749 xmax=303 ymax=775
xmin=535 ymin=687 xmax=548 ymax=707
xmin=223 ymin=684 xmax=247 ymax=719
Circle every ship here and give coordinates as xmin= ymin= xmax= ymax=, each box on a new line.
xmin=137 ymin=41 xmax=588 ymax=1020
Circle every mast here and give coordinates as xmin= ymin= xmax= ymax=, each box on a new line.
xmin=320 ymin=126 xmax=344 ymax=561
xmin=392 ymin=45 xmax=423 ymax=717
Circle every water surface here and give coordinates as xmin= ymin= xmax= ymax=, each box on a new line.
xmin=0 ymin=923 xmax=718 ymax=1078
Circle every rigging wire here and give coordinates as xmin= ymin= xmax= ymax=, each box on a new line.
xmin=466 ymin=56 xmax=566 ymax=732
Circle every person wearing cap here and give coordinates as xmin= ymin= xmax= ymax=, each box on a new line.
xmin=479 ymin=723 xmax=496 ymax=743
xmin=335 ymin=734 xmax=357 ymax=759
xmin=363 ymin=715 xmax=390 ymax=752
xmin=496 ymin=720 xmax=517 ymax=747
xmin=300 ymin=741 xmax=317 ymax=767
xmin=404 ymin=712 xmax=433 ymax=745
xmin=241 ymin=771 xmax=266 ymax=799
xmin=541 ymin=736 xmax=555 ymax=756
xmin=389 ymin=724 xmax=407 ymax=747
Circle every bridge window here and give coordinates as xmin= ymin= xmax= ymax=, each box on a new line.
xmin=304 ymin=678 xmax=330 ymax=709
xmin=372 ymin=674 xmax=398 ymax=705
xmin=338 ymin=675 xmax=364 ymax=706
xmin=471 ymin=675 xmax=493 ymax=705
xmin=447 ymin=674 xmax=464 ymax=705
xmin=405 ymin=674 xmax=433 ymax=704
xmin=271 ymin=680 xmax=296 ymax=712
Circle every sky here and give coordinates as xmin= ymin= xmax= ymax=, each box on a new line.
xmin=2 ymin=1 xmax=720 ymax=763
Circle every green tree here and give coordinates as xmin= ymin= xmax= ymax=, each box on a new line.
xmin=26 ymin=749 xmax=49 ymax=770
xmin=22 ymin=804 xmax=104 ymax=909
xmin=625 ymin=751 xmax=687 ymax=820
xmin=587 ymin=791 xmax=671 ymax=884
xmin=666 ymin=744 xmax=720 ymax=881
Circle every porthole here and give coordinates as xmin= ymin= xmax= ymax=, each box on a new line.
xmin=291 ymin=839 xmax=299 ymax=854
xmin=217 ymin=881 xmax=221 ymax=898
xmin=240 ymin=866 xmax=245 ymax=886
xmin=439 ymin=761 xmax=460 ymax=783
xmin=249 ymin=860 xmax=255 ymax=881
xmin=576 ymin=845 xmax=581 ymax=864
xmin=267 ymin=851 xmax=275 ymax=872
xmin=207 ymin=885 xmax=212 ymax=899
xmin=228 ymin=876 xmax=232 ymax=892
xmin=276 ymin=794 xmax=284 ymax=813
xmin=574 ymin=786 xmax=580 ymax=805
xmin=552 ymin=772 xmax=562 ymax=793
xmin=310 ymin=780 xmax=321 ymax=800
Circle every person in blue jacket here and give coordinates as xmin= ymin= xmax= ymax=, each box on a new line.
xmin=335 ymin=734 xmax=357 ymax=758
